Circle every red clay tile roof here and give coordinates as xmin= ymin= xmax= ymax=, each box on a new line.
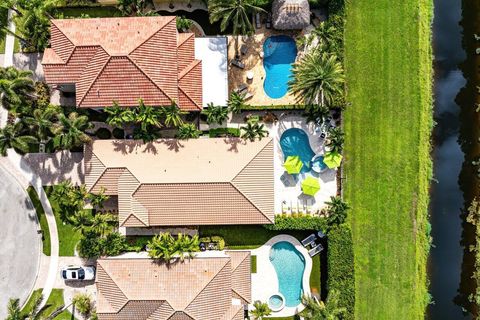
xmin=42 ymin=16 xmax=202 ymax=110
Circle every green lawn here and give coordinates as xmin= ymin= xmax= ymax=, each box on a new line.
xmin=21 ymin=289 xmax=74 ymax=320
xmin=44 ymin=186 xmax=83 ymax=256
xmin=309 ymin=254 xmax=321 ymax=297
xmin=27 ymin=187 xmax=51 ymax=256
xmin=343 ymin=0 xmax=433 ymax=319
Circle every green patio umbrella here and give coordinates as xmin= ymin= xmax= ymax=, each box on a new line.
xmin=283 ymin=155 xmax=303 ymax=174
xmin=323 ymin=152 xmax=343 ymax=169
xmin=301 ymin=176 xmax=320 ymax=196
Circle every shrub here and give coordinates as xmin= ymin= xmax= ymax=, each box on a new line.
xmin=112 ymin=127 xmax=125 ymax=139
xmin=77 ymin=230 xmax=102 ymax=258
xmin=78 ymin=231 xmax=128 ymax=258
xmin=208 ymin=127 xmax=241 ymax=138
xmin=34 ymin=82 xmax=50 ymax=109
xmin=103 ymin=232 xmax=128 ymax=256
xmin=200 ymin=236 xmax=225 ymax=250
xmin=126 ymin=236 xmax=151 ymax=252
xmin=72 ymin=293 xmax=92 ymax=317
xmin=328 ymin=224 xmax=355 ymax=320
xmin=96 ymin=128 xmax=111 ymax=139
xmin=176 ymin=16 xmax=193 ymax=31
xmin=264 ymin=214 xmax=328 ymax=231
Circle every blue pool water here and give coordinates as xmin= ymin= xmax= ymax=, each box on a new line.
xmin=270 ymin=241 xmax=306 ymax=307
xmin=263 ymin=35 xmax=297 ymax=99
xmin=280 ymin=128 xmax=315 ymax=173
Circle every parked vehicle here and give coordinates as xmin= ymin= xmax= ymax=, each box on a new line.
xmin=60 ymin=265 xmax=95 ymax=281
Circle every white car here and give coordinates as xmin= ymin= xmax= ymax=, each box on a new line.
xmin=60 ymin=265 xmax=95 ymax=281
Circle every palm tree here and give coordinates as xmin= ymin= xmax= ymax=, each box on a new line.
xmin=201 ymin=103 xmax=229 ymax=125
xmin=300 ymin=290 xmax=346 ymax=320
xmin=26 ymin=291 xmax=45 ymax=320
xmin=133 ymin=126 xmax=160 ymax=143
xmin=89 ymin=213 xmax=117 ymax=237
xmin=227 ymin=91 xmax=245 ymax=114
xmin=0 ymin=66 xmax=35 ymax=111
xmin=288 ymin=51 xmax=344 ymax=106
xmin=5 ymin=298 xmax=21 ymax=320
xmin=118 ymin=0 xmax=154 ymax=16
xmin=87 ymin=187 xmax=110 ymax=210
xmin=304 ymin=104 xmax=330 ymax=126
xmin=0 ymin=122 xmax=37 ymax=156
xmin=105 ymin=102 xmax=136 ymax=128
xmin=325 ymin=196 xmax=350 ymax=226
xmin=162 ymin=101 xmax=186 ymax=127
xmin=51 ymin=112 xmax=92 ymax=150
xmin=250 ymin=301 xmax=272 ymax=320
xmin=240 ymin=122 xmax=268 ymax=142
xmin=208 ymin=0 xmax=265 ymax=55
xmin=175 ymin=233 xmax=199 ymax=261
xmin=135 ymin=99 xmax=163 ymax=131
xmin=177 ymin=123 xmax=201 ymax=140
xmin=148 ymin=233 xmax=199 ymax=263
xmin=23 ymin=106 xmax=55 ymax=143
xmin=326 ymin=127 xmax=344 ymax=153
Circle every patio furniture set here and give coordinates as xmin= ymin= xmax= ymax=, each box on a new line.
xmin=301 ymin=231 xmax=325 ymax=257
xmin=281 ymin=199 xmax=318 ymax=215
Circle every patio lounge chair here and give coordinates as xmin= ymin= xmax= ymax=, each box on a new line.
xmin=234 ymin=83 xmax=248 ymax=93
xmin=282 ymin=201 xmax=290 ymax=214
xmin=309 ymin=244 xmax=324 ymax=257
xmin=240 ymin=44 xmax=248 ymax=55
xmin=317 ymin=230 xmax=326 ymax=239
xmin=301 ymin=234 xmax=316 ymax=247
xmin=291 ymin=201 xmax=298 ymax=214
xmin=243 ymin=91 xmax=254 ymax=100
xmin=231 ymin=59 xmax=245 ymax=69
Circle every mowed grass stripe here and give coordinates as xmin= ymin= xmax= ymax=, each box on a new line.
xmin=344 ymin=0 xmax=432 ymax=318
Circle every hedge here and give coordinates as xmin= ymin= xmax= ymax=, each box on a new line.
xmin=112 ymin=128 xmax=125 ymax=139
xmin=96 ymin=128 xmax=112 ymax=139
xmin=240 ymin=104 xmax=307 ymax=111
xmin=327 ymin=224 xmax=355 ymax=320
xmin=264 ymin=214 xmax=328 ymax=231
xmin=199 ymin=236 xmax=225 ymax=250
xmin=208 ymin=127 xmax=241 ymax=138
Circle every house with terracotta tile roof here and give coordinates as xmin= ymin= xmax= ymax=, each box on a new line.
xmin=96 ymin=251 xmax=251 ymax=320
xmin=84 ymin=138 xmax=275 ymax=228
xmin=42 ymin=16 xmax=228 ymax=111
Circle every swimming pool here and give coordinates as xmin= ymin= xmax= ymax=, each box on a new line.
xmin=280 ymin=128 xmax=315 ymax=173
xmin=269 ymin=241 xmax=306 ymax=307
xmin=263 ymin=35 xmax=297 ymax=99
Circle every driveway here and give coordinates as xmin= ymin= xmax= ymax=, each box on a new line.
xmin=0 ymin=165 xmax=41 ymax=318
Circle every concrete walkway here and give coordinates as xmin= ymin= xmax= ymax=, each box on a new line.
xmin=5 ymin=150 xmax=60 ymax=311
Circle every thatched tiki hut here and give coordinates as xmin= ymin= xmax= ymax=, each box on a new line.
xmin=272 ymin=0 xmax=310 ymax=30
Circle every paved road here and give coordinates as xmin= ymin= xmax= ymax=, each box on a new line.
xmin=0 ymin=165 xmax=41 ymax=318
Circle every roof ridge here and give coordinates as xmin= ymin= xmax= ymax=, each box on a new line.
xmin=177 ymin=32 xmax=194 ymax=47
xmin=76 ymin=47 xmax=111 ymax=106
xmin=178 ymin=59 xmax=201 ymax=80
xmin=49 ymin=22 xmax=75 ymax=62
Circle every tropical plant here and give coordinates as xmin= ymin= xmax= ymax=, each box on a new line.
xmin=300 ymin=290 xmax=346 ymax=320
xmin=0 ymin=66 xmax=35 ymax=111
xmin=0 ymin=1 xmax=30 ymax=45
xmin=105 ymin=102 xmax=136 ymax=128
xmin=88 ymin=213 xmax=118 ymax=237
xmin=240 ymin=122 xmax=268 ymax=141
xmin=162 ymin=101 xmax=186 ymax=127
xmin=133 ymin=126 xmax=161 ymax=143
xmin=325 ymin=196 xmax=350 ymax=226
xmin=135 ymin=99 xmax=163 ymax=131
xmin=0 ymin=122 xmax=37 ymax=156
xmin=208 ymin=0 xmax=265 ymax=55
xmin=72 ymin=293 xmax=92 ymax=317
xmin=304 ymin=104 xmax=330 ymax=126
xmin=177 ymin=123 xmax=201 ymax=140
xmin=51 ymin=182 xmax=88 ymax=223
xmin=176 ymin=16 xmax=193 ymax=31
xmin=201 ymin=103 xmax=229 ymax=125
xmin=22 ymin=106 xmax=55 ymax=143
xmin=250 ymin=300 xmax=272 ymax=320
xmin=51 ymin=112 xmax=92 ymax=150
xmin=147 ymin=232 xmax=199 ymax=263
xmin=326 ymin=127 xmax=344 ymax=153
xmin=289 ymin=50 xmax=344 ymax=106
xmin=87 ymin=187 xmax=110 ymax=210
xmin=117 ymin=0 xmax=154 ymax=16
xmin=5 ymin=298 xmax=21 ymax=320
xmin=227 ymin=91 xmax=245 ymax=114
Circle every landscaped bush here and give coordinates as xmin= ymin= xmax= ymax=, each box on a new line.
xmin=78 ymin=231 xmax=128 ymax=258
xmin=327 ymin=224 xmax=355 ymax=320
xmin=34 ymin=82 xmax=50 ymax=109
xmin=199 ymin=236 xmax=225 ymax=250
xmin=126 ymin=236 xmax=151 ymax=252
xmin=96 ymin=128 xmax=112 ymax=139
xmin=208 ymin=127 xmax=241 ymax=138
xmin=264 ymin=214 xmax=328 ymax=231
xmin=112 ymin=127 xmax=125 ymax=139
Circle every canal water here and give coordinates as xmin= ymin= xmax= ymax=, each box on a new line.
xmin=428 ymin=0 xmax=479 ymax=318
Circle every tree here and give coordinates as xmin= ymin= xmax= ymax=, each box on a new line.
xmin=304 ymin=104 xmax=330 ymax=126
xmin=177 ymin=123 xmax=201 ymax=140
xmin=147 ymin=232 xmax=199 ymax=263
xmin=133 ymin=125 xmax=161 ymax=143
xmin=176 ymin=16 xmax=193 ymax=31
xmin=0 ymin=66 xmax=35 ymax=111
xmin=89 ymin=213 xmax=118 ymax=237
xmin=5 ymin=298 xmax=21 ymax=320
xmin=201 ymin=103 xmax=229 ymax=125
xmin=289 ymin=50 xmax=344 ymax=106
xmin=240 ymin=122 xmax=268 ymax=142
xmin=117 ymin=0 xmax=154 ymax=16
xmin=250 ymin=301 xmax=272 ymax=320
xmin=300 ymin=290 xmax=346 ymax=320
xmin=51 ymin=112 xmax=92 ymax=150
xmin=0 ymin=122 xmax=37 ymax=156
xmin=135 ymin=99 xmax=163 ymax=131
xmin=23 ymin=106 xmax=55 ymax=143
xmin=0 ymin=2 xmax=30 ymax=44
xmin=326 ymin=127 xmax=344 ymax=153
xmin=87 ymin=187 xmax=110 ymax=210
xmin=104 ymin=102 xmax=136 ymax=128
xmin=72 ymin=293 xmax=92 ymax=318
xmin=325 ymin=196 xmax=350 ymax=226
xmin=208 ymin=0 xmax=265 ymax=55
xmin=162 ymin=101 xmax=186 ymax=127
xmin=227 ymin=91 xmax=245 ymax=114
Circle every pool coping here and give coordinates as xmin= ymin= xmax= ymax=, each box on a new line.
xmin=249 ymin=234 xmax=312 ymax=317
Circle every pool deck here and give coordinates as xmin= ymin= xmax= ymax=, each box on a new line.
xmin=227 ymin=27 xmax=303 ymax=106
xmin=249 ymin=234 xmax=312 ymax=317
